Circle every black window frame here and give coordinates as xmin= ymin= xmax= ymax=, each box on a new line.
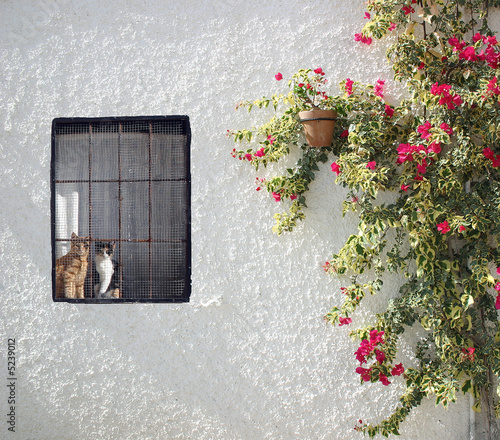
xmin=50 ymin=115 xmax=192 ymax=303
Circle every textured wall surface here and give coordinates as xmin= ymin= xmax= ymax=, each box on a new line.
xmin=0 ymin=0 xmax=475 ymax=439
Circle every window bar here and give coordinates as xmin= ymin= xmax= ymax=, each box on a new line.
xmin=148 ymin=122 xmax=153 ymax=299
xmin=88 ymin=123 xmax=94 ymax=298
xmin=118 ymin=123 xmax=123 ymax=298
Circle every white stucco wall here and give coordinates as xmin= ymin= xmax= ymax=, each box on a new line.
xmin=0 ymin=0 xmax=474 ymax=439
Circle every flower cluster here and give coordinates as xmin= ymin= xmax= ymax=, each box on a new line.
xmin=354 ymin=33 xmax=373 ymax=45
xmin=354 ymin=329 xmax=404 ymax=386
xmin=449 ymin=34 xmax=500 ymax=68
xmin=430 ymin=82 xmax=463 ymax=109
xmin=483 ymin=147 xmax=500 ymax=167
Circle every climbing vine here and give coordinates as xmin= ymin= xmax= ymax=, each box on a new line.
xmin=229 ymin=0 xmax=500 ymax=437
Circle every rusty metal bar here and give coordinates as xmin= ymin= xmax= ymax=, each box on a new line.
xmin=148 ymin=122 xmax=153 ymax=299
xmin=118 ymin=123 xmax=123 ymax=298
xmin=88 ymin=124 xmax=94 ymax=298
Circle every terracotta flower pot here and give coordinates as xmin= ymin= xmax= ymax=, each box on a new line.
xmin=298 ymin=109 xmax=337 ymax=148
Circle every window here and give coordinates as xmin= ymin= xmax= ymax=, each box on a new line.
xmin=51 ymin=116 xmax=191 ymax=302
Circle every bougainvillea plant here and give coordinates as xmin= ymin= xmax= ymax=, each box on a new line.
xmin=229 ymin=0 xmax=500 ymax=438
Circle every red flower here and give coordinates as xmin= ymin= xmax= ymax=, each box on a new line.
xmin=356 ymin=367 xmax=372 ymax=382
xmin=314 ymin=67 xmax=325 ymax=75
xmin=331 ymin=162 xmax=341 ymax=175
xmin=266 ymin=135 xmax=276 ymax=145
xmin=345 ymin=78 xmax=354 ymax=96
xmin=401 ymin=184 xmax=410 ymax=192
xmin=459 ymin=225 xmax=466 ymax=232
xmin=427 ymin=142 xmax=442 ymax=155
xmin=254 ymin=147 xmax=265 ymax=157
xmin=375 ymin=349 xmax=385 ymax=364
xmin=323 ymin=262 xmax=331 ymax=272
xmin=437 ymin=220 xmax=450 ymax=234
xmin=483 ymin=147 xmax=495 ymax=160
xmin=388 ymin=22 xmax=397 ymax=31
xmin=496 ymin=293 xmax=500 ymax=310
xmin=366 ymin=161 xmax=376 ymax=170
xmin=341 ymin=129 xmax=349 ymax=138
xmin=272 ymin=192 xmax=281 ymax=202
xmin=402 ymin=5 xmax=415 ymax=14
xmin=384 ymin=104 xmax=394 ymax=117
xmin=290 ymin=194 xmax=297 ymax=201
xmin=374 ymin=79 xmax=385 ymax=98
xmin=440 ymin=122 xmax=453 ymax=136
xmin=379 ymin=373 xmax=391 ymax=386
xmin=459 ymin=46 xmax=478 ymax=61
xmin=244 ymin=153 xmax=253 ymax=161
xmin=391 ymin=363 xmax=404 ymax=376
xmin=354 ymin=33 xmax=372 ymax=45
xmin=275 ymin=72 xmax=283 ymax=81
xmin=418 ymin=62 xmax=425 ymax=70
xmin=339 ymin=317 xmax=352 ymax=326
xmin=417 ymin=121 xmax=432 ymax=139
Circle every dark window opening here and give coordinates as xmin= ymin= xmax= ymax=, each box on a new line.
xmin=51 ymin=116 xmax=191 ymax=303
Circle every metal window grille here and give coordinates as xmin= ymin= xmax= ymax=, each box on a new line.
xmin=51 ymin=116 xmax=191 ymax=302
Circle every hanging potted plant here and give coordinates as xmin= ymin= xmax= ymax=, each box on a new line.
xmin=293 ymin=68 xmax=337 ymax=148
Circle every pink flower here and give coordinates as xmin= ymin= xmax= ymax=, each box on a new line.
xmin=370 ymin=329 xmax=385 ymax=344
xmin=496 ymin=267 xmax=500 ymax=275
xmin=272 ymin=192 xmax=281 ymax=202
xmin=459 ymin=46 xmax=477 ymax=61
xmin=244 ymin=153 xmax=253 ymax=161
xmin=483 ymin=147 xmax=495 ymax=160
xmin=427 ymin=142 xmax=442 ymax=155
xmin=440 ymin=122 xmax=453 ymax=136
xmin=449 ymin=36 xmax=465 ymax=52
xmin=314 ymin=67 xmax=325 ymax=75
xmin=391 ymin=363 xmax=404 ymax=376
xmin=495 ymin=282 xmax=500 ymax=292
xmin=364 ymin=12 xmax=371 ymax=19
xmin=354 ymin=33 xmax=372 ymax=45
xmin=339 ymin=317 xmax=352 ymax=326
xmin=492 ymin=155 xmax=500 ymax=167
xmin=254 ymin=148 xmax=265 ymax=157
xmin=487 ymin=77 xmax=500 ymax=95
xmin=275 ymin=72 xmax=283 ymax=81
xmin=462 ymin=347 xmax=475 ymax=361
xmin=266 ymin=135 xmax=276 ymax=145
xmin=388 ymin=22 xmax=397 ymax=31
xmin=418 ymin=62 xmax=425 ymax=70
xmin=417 ymin=121 xmax=432 ymax=139
xmin=345 ymin=78 xmax=354 ymax=96
xmin=384 ymin=104 xmax=394 ymax=117
xmin=473 ymin=32 xmax=484 ymax=43
xmin=375 ymin=349 xmax=385 ymax=363
xmin=496 ymin=293 xmax=500 ymax=310
xmin=401 ymin=184 xmax=410 ymax=192
xmin=374 ymin=79 xmax=385 ymax=98
xmin=437 ymin=220 xmax=450 ymax=234
xmin=290 ymin=194 xmax=297 ymax=201
xmin=459 ymin=225 xmax=466 ymax=232
xmin=356 ymin=367 xmax=372 ymax=382
xmin=402 ymin=5 xmax=415 ymax=14
xmin=366 ymin=161 xmax=376 ymax=170
xmin=323 ymin=261 xmax=330 ymax=272
xmin=379 ymin=373 xmax=391 ymax=386
xmin=331 ymin=162 xmax=341 ymax=175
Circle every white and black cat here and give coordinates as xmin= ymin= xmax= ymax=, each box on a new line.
xmin=94 ymin=241 xmax=120 ymax=299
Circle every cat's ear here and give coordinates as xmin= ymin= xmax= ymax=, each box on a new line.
xmin=71 ymin=232 xmax=77 ymax=239
xmin=110 ymin=242 xmax=115 ymax=249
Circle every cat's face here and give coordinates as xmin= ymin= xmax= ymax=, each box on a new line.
xmin=70 ymin=232 xmax=90 ymax=256
xmin=95 ymin=241 xmax=115 ymax=259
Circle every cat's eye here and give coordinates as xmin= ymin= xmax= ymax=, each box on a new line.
xmin=51 ymin=116 xmax=191 ymax=302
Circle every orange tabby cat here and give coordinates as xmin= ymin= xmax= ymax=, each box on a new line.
xmin=55 ymin=232 xmax=90 ymax=298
